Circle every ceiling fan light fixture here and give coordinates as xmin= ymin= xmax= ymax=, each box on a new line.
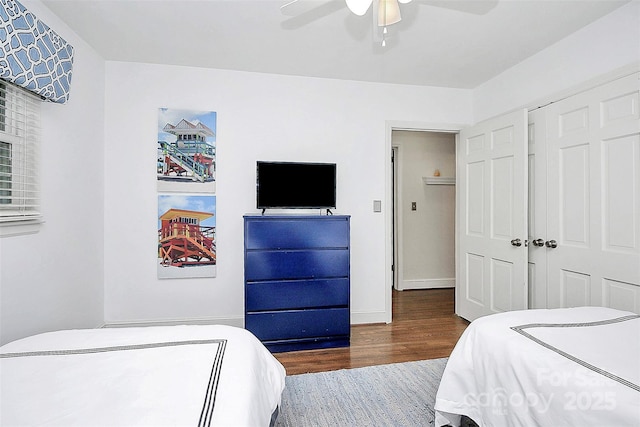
xmin=345 ymin=0 xmax=373 ymax=16
xmin=378 ymin=0 xmax=401 ymax=27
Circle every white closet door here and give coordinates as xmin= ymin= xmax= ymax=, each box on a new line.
xmin=528 ymin=109 xmax=548 ymax=309
xmin=456 ymin=109 xmax=528 ymax=322
xmin=546 ymin=73 xmax=640 ymax=312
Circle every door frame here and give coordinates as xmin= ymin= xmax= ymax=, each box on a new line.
xmin=392 ymin=145 xmax=400 ymax=291
xmin=384 ymin=121 xmax=464 ymax=323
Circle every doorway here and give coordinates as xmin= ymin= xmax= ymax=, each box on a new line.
xmin=389 ymin=128 xmax=457 ymax=316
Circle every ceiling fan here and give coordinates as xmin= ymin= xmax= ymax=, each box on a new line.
xmin=281 ymin=0 xmax=496 ymax=47
xmin=282 ymin=0 xmax=413 ymax=46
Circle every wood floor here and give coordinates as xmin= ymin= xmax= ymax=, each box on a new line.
xmin=274 ymin=288 xmax=470 ymax=375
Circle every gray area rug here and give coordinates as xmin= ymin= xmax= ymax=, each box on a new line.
xmin=274 ymin=358 xmax=448 ymax=427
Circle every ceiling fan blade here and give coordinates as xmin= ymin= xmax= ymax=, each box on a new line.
xmin=280 ymin=0 xmax=299 ymax=15
xmin=345 ymin=0 xmax=373 ymax=16
xmin=280 ymin=0 xmax=335 ymax=16
xmin=415 ymin=0 xmax=498 ymax=16
xmin=280 ymin=0 xmax=347 ymax=30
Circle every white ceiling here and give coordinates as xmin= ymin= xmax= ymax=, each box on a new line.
xmin=41 ymin=0 xmax=629 ymax=88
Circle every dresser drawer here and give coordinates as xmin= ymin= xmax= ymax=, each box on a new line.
xmin=245 ymin=308 xmax=350 ymax=341
xmin=245 ymin=249 xmax=349 ymax=281
xmin=246 ymin=278 xmax=349 ymax=311
xmin=245 ymin=217 xmax=349 ymax=250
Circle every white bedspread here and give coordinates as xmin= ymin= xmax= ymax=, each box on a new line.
xmin=0 ymin=325 xmax=286 ymax=426
xmin=435 ymin=307 xmax=640 ymax=427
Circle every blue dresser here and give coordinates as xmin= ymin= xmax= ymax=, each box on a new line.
xmin=244 ymin=215 xmax=350 ymax=352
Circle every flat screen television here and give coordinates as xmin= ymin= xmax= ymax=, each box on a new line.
xmin=257 ymin=161 xmax=336 ymax=210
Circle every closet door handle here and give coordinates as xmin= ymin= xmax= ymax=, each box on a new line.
xmin=545 ymin=239 xmax=558 ymax=248
xmin=510 ymin=238 xmax=522 ymax=247
xmin=532 ymin=238 xmax=545 ymax=247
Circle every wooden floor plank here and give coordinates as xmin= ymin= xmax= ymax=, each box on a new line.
xmin=274 ymin=288 xmax=469 ymax=375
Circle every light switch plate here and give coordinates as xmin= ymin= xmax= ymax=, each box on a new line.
xmin=373 ymin=200 xmax=382 ymax=212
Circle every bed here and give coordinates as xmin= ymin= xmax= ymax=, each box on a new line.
xmin=434 ymin=307 xmax=640 ymax=427
xmin=0 ymin=324 xmax=286 ymax=426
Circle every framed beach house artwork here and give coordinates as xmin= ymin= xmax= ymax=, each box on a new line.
xmin=157 ymin=108 xmax=217 ymax=193
xmin=157 ymin=193 xmax=217 ymax=279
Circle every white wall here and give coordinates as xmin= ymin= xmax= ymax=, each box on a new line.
xmin=3 ymin=0 xmax=635 ymax=346
xmin=394 ymin=131 xmax=456 ymax=290
xmin=102 ymin=62 xmax=472 ymax=326
xmin=473 ymin=1 xmax=640 ymax=123
xmin=0 ymin=1 xmax=106 ymax=345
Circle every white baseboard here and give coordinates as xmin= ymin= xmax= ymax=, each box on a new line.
xmin=103 ymin=311 xmax=397 ymax=330
xmin=102 ymin=316 xmax=244 ymax=329
xmin=351 ymin=310 xmax=389 ymax=325
xmin=398 ymin=278 xmax=455 ymax=291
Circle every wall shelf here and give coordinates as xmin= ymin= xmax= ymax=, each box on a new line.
xmin=423 ymin=177 xmax=455 ymax=185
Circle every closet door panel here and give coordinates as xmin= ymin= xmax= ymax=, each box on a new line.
xmin=456 ymin=109 xmax=528 ymax=322
xmin=602 ymin=134 xmax=639 ymax=254
xmin=603 ymin=279 xmax=640 ymax=313
xmin=546 ymin=73 xmax=640 ymax=312
xmin=559 ymin=144 xmax=590 ymax=247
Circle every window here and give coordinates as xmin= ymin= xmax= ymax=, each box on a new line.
xmin=0 ymin=141 xmax=12 ymax=204
xmin=0 ymin=80 xmax=41 ymax=225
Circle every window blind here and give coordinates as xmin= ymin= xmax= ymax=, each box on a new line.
xmin=0 ymin=80 xmax=41 ymax=223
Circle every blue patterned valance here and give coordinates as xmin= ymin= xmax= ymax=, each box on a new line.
xmin=0 ymin=0 xmax=74 ymax=104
